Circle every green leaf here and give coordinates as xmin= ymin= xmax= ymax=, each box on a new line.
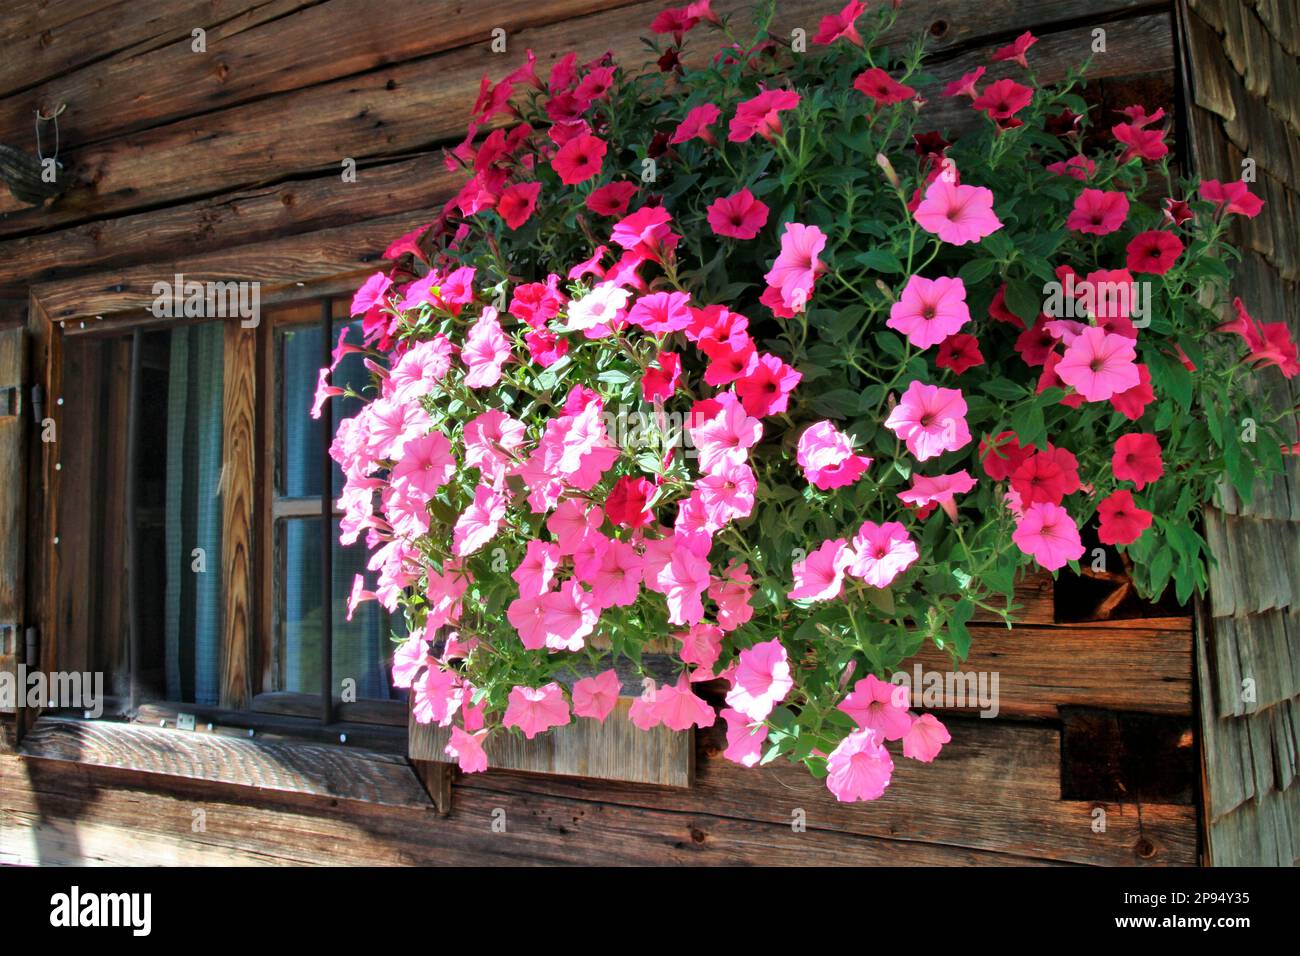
xmin=853 ymin=249 xmax=904 ymax=274
xmin=1004 ymin=279 xmax=1042 ymax=324
xmin=958 ymin=258 xmax=997 ymax=285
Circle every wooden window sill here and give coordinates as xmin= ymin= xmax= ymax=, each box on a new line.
xmin=17 ymin=715 xmax=432 ymax=810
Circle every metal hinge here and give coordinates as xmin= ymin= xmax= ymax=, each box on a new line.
xmin=0 ymin=623 xmax=16 ymax=656
xmin=0 ymin=385 xmax=18 ymax=418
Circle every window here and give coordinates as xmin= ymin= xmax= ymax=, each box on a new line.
xmin=46 ymin=298 xmax=405 ymax=741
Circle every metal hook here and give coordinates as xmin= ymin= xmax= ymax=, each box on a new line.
xmin=34 ymin=103 xmax=66 ymax=163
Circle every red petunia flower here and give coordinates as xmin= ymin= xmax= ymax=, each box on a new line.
xmin=1199 ymin=179 xmax=1264 ymax=218
xmin=551 ymin=133 xmax=607 ymax=185
xmin=1112 ymin=433 xmax=1164 ymax=490
xmin=497 ymin=181 xmax=541 ymax=230
xmin=1011 ymin=445 xmax=1081 ymax=506
xmin=979 ymin=431 xmax=1034 ymax=482
xmin=586 ymin=181 xmax=639 ymax=217
xmin=853 ymin=67 xmax=916 ymax=105
xmin=971 ymin=78 xmax=1033 ymax=120
xmin=991 ymin=30 xmax=1037 ymax=69
xmin=1110 ymin=364 xmax=1155 ymax=420
xmin=935 ymin=333 xmax=985 ymax=375
xmin=1097 ymin=489 xmax=1153 ymax=545
xmin=707 ymin=188 xmax=770 ymax=240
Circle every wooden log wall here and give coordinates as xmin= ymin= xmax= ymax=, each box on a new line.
xmin=0 ymin=0 xmax=1202 ymax=866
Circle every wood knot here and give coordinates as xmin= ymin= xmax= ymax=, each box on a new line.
xmin=689 ymin=827 xmax=706 ymax=844
xmin=1134 ymin=838 xmax=1157 ymax=860
xmin=385 ymin=78 xmax=397 ymax=91
xmin=40 ymin=30 xmax=55 ymax=48
xmin=929 ymin=19 xmax=949 ymax=39
xmin=281 ymin=192 xmax=296 ymax=207
xmin=214 ymin=60 xmax=231 ymax=82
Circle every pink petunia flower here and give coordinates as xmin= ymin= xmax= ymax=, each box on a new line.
xmin=788 ymin=538 xmax=853 ymax=602
xmin=942 ymin=66 xmax=985 ymax=100
xmin=764 ymin=222 xmax=826 ymax=312
xmin=707 ymin=188 xmax=770 ymax=240
xmin=463 ymin=409 xmax=526 ymax=483
xmin=462 ymin=307 xmax=511 ymax=388
xmin=897 ymin=470 xmax=977 ymax=521
xmin=445 ymin=726 xmax=489 ymax=773
xmin=503 ymin=682 xmax=571 ymax=739
xmin=652 ymin=674 xmax=716 ymax=731
xmin=796 ymin=420 xmax=872 ymax=490
xmin=627 ymin=290 xmax=693 ymax=334
xmin=847 ymin=521 xmax=918 ymax=588
xmin=1054 ymin=326 xmax=1140 ymax=402
xmin=452 ymin=483 xmax=508 ymax=556
xmin=1011 ymin=501 xmax=1085 ymax=571
xmin=720 ymin=707 xmax=768 ymax=767
xmin=884 ymin=380 xmax=972 ymax=461
xmin=1199 ymin=179 xmax=1264 ymax=218
xmin=1216 ymin=297 xmax=1300 ymax=378
xmin=390 ymin=431 xmax=456 ymax=501
xmin=826 ymin=727 xmax=894 ymax=803
xmin=588 ymin=538 xmax=644 ymax=609
xmin=725 ymin=638 xmax=793 ymax=721
xmin=512 ymin=539 xmax=560 ymax=598
xmin=902 ymin=713 xmax=951 ymax=762
xmin=691 ymin=392 xmax=763 ymax=474
xmin=572 ymin=669 xmax=622 ymax=722
xmin=838 ymin=674 xmax=911 ymax=741
xmin=913 ymin=178 xmax=1003 ymax=246
xmin=887 ymin=274 xmax=971 ymax=348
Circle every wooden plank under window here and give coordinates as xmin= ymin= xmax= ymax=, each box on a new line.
xmin=0 ymin=323 xmax=26 ymax=718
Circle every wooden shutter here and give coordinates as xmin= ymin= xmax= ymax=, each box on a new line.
xmin=0 ymin=324 xmax=27 ymax=724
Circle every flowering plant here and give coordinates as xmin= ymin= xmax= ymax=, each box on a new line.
xmin=319 ymin=1 xmax=1296 ymax=801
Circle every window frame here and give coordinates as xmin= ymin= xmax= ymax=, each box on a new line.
xmin=24 ymin=281 xmax=407 ymax=753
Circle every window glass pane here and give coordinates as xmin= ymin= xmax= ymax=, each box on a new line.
xmin=277 ymin=516 xmax=398 ymax=701
xmin=152 ymin=323 xmax=224 ymax=705
xmin=278 ymin=317 xmax=370 ymax=499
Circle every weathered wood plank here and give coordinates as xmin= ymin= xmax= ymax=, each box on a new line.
xmin=220 ymin=322 xmax=257 ymax=710
xmin=908 ymin=618 xmax=1195 ymax=718
xmin=410 ymin=697 xmax=695 ymax=789
xmin=32 ymin=208 xmax=433 ymax=324
xmin=455 ymin=715 xmax=1198 ymax=866
xmin=16 ymin=716 xmax=431 ymax=809
xmin=0 ymin=321 xmax=26 ymax=715
xmin=0 ymin=1 xmax=309 ymax=102
xmin=0 ymin=750 xmax=1063 ymax=865
xmin=0 ymin=0 xmax=650 ymax=150
xmin=0 ymin=7 xmax=1173 ymax=239
xmin=0 ymin=155 xmax=455 ymax=298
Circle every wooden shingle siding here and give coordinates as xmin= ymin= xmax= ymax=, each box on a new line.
xmin=1179 ymin=0 xmax=1300 ymax=867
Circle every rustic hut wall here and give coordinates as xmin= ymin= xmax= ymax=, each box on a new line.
xmin=1178 ymin=0 xmax=1300 ymax=867
xmin=0 ymin=0 xmax=1203 ymax=866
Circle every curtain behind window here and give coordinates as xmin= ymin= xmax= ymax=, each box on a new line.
xmin=164 ymin=324 xmax=224 ymax=705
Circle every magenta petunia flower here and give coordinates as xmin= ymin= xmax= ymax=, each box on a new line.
xmin=991 ymin=30 xmax=1038 ymax=69
xmin=913 ymin=178 xmax=1003 ymax=246
xmin=642 ymin=350 xmax=682 ymax=402
xmin=1054 ymin=326 xmax=1140 ymax=402
xmin=1112 ymin=432 xmax=1164 ymax=489
xmin=706 ymin=188 xmax=770 ymax=240
xmin=1012 ymin=501 xmax=1085 ymax=571
xmin=887 ymin=274 xmax=971 ymax=348
xmin=1216 ymin=297 xmax=1300 ymax=378
xmin=1126 ymin=229 xmax=1184 ymax=274
xmin=586 ymin=180 xmax=639 ymax=217
xmin=734 ymin=351 xmax=802 ymax=418
xmin=728 ymin=89 xmax=801 ymax=143
xmin=1199 ymin=179 xmax=1264 ymax=218
xmin=670 ymin=103 xmax=722 ymax=146
xmin=884 ymin=380 xmax=972 ymax=461
xmin=1066 ymin=188 xmax=1129 ymax=235
xmin=942 ymin=66 xmax=985 ymax=100
xmin=813 ymin=0 xmax=867 ymax=46
xmin=826 ymin=727 xmax=894 ymax=803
